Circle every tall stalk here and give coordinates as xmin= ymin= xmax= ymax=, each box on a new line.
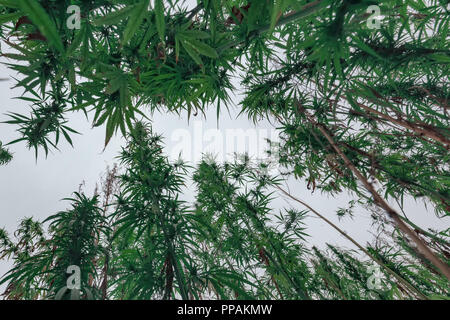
xmin=299 ymin=103 xmax=450 ymax=280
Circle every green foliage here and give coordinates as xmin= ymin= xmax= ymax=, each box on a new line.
xmin=1 ymin=123 xmax=448 ymax=300
xmin=0 ymin=141 xmax=13 ymax=165
xmin=0 ymin=194 xmax=107 ymax=299
xmin=0 ymin=0 xmax=449 ymax=299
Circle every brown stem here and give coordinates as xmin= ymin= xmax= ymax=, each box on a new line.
xmin=298 ymin=103 xmax=450 ymax=280
xmin=355 ymin=102 xmax=450 ymax=149
xmin=259 ymin=247 xmax=284 ymax=299
xmin=408 ymin=86 xmax=449 ymax=111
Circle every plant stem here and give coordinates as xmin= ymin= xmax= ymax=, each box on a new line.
xmin=355 ymin=101 xmax=450 ymax=149
xmin=186 ymin=2 xmax=204 ymax=21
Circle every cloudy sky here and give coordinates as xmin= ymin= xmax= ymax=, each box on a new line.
xmin=0 ymin=0 xmax=448 ymax=293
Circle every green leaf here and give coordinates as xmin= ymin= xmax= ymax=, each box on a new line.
xmin=18 ymin=0 xmax=64 ymax=53
xmin=66 ymin=25 xmax=86 ymax=57
xmin=184 ymin=39 xmax=218 ymax=58
xmin=93 ymin=5 xmax=136 ymax=26
xmin=0 ymin=12 xmax=22 ymax=24
xmin=270 ymin=0 xmax=284 ymax=33
xmin=0 ymin=0 xmax=20 ymax=9
xmin=122 ymin=0 xmax=150 ymax=45
xmin=104 ymin=110 xmax=117 ymax=148
xmin=430 ymin=54 xmax=450 ymax=63
xmin=182 ymin=40 xmax=203 ymax=66
xmin=155 ymin=0 xmax=165 ymax=42
xmin=351 ymin=35 xmax=384 ymax=61
xmin=61 ymin=128 xmax=74 ymax=147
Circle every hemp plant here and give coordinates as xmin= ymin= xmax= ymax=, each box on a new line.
xmin=1 ymin=122 xmax=449 ymax=299
xmin=0 ymin=0 xmax=449 ymax=297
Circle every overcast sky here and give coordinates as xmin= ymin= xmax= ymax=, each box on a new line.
xmin=0 ymin=0 xmax=448 ymax=294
